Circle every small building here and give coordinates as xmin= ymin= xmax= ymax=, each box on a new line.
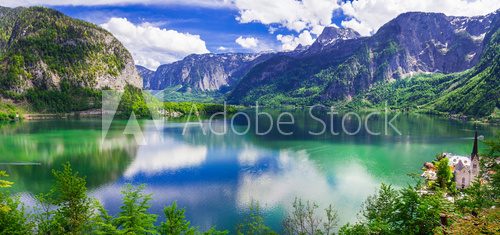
xmin=444 ymin=131 xmax=480 ymax=189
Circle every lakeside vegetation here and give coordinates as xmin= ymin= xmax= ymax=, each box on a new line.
xmin=164 ymin=102 xmax=237 ymax=117
xmin=0 ymin=102 xmax=22 ymax=122
xmin=1 ymin=137 xmax=498 ymax=234
xmin=157 ymin=85 xmax=224 ymax=103
xmin=0 ymin=84 xmax=237 ymax=121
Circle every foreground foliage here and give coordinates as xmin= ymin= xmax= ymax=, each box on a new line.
xmin=0 ymin=138 xmax=499 ymax=234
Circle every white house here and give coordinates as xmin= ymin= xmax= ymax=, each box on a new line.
xmin=444 ymin=131 xmax=480 ymax=189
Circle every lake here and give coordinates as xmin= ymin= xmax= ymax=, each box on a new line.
xmin=0 ymin=110 xmax=498 ymax=232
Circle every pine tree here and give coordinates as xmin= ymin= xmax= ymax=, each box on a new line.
xmin=158 ymin=201 xmax=196 ymax=235
xmin=89 ymin=200 xmax=118 ymax=234
xmin=50 ymin=162 xmax=94 ymax=234
xmin=237 ymin=201 xmax=277 ymax=235
xmin=114 ymin=184 xmax=157 ymax=234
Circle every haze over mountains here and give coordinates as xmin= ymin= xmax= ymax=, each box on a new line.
xmin=140 ymin=10 xmax=499 ymax=116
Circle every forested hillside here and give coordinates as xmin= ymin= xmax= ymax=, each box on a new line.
xmin=225 ymin=11 xmax=499 ymax=117
xmin=0 ymin=6 xmax=141 ymax=113
xmin=341 ymin=27 xmax=499 ymax=117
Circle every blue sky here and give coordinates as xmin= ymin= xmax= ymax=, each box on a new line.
xmin=1 ymin=0 xmax=497 ymax=69
xmin=52 ymin=4 xmax=290 ymax=53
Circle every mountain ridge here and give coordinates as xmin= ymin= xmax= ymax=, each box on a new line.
xmin=226 ymin=10 xmax=498 ymax=110
xmin=135 ymin=10 xmax=499 ymax=117
xmin=0 ymin=6 xmax=142 ymax=112
xmin=143 ymin=52 xmax=273 ymax=92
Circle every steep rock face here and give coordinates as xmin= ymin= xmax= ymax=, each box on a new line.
xmin=431 ymin=20 xmax=500 ymax=116
xmin=322 ymin=11 xmax=497 ymax=101
xmin=228 ymin=11 xmax=498 ymax=105
xmin=136 ymin=65 xmax=155 ymax=88
xmin=307 ymin=27 xmax=361 ymax=53
xmin=345 ymin=23 xmax=500 ymax=117
xmin=0 ymin=6 xmax=141 ymax=94
xmin=376 ymin=12 xmax=492 ymax=74
xmin=144 ymin=53 xmax=272 ymax=91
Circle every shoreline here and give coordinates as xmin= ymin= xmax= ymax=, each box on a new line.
xmin=8 ymin=105 xmax=498 ymax=126
xmin=23 ymin=109 xmax=104 ymax=120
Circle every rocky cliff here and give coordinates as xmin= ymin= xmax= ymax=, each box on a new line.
xmin=136 ymin=65 xmax=155 ymax=88
xmin=306 ymin=27 xmax=361 ymax=54
xmin=143 ymin=52 xmax=272 ymax=92
xmin=227 ymin=11 xmax=498 ymax=106
xmin=0 ymin=6 xmax=141 ymax=95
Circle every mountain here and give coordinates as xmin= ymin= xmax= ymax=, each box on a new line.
xmin=0 ymin=6 xmax=141 ymax=111
xmin=136 ymin=65 xmax=155 ymax=88
xmin=227 ymin=11 xmax=498 ymax=108
xmin=143 ymin=52 xmax=272 ymax=92
xmin=342 ymin=22 xmax=499 ymax=117
xmin=306 ymin=27 xmax=361 ymax=54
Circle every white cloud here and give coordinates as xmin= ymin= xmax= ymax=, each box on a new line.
xmin=236 ymin=149 xmax=380 ymax=224
xmin=123 ymin=134 xmax=208 ymax=178
xmin=235 ymin=36 xmax=259 ymax=49
xmin=341 ymin=0 xmax=500 ymax=36
xmin=233 ymin=0 xmax=340 ymax=51
xmin=234 ymin=0 xmax=339 ymax=33
xmin=340 ymin=18 xmax=373 ymax=36
xmin=124 ymin=144 xmax=207 ymax=177
xmin=100 ymin=17 xmax=209 ymax=70
xmin=0 ymin=0 xmax=233 ymax=8
xmin=277 ymin=30 xmax=315 ymax=51
xmin=217 ymin=46 xmax=228 ymax=51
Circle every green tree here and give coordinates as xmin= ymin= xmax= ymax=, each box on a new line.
xmin=114 ymin=184 xmax=157 ymax=234
xmin=158 ymin=201 xmax=196 ymax=235
xmin=0 ymin=171 xmax=14 ymax=213
xmin=455 ymin=135 xmax=500 ymax=213
xmin=338 ymin=223 xmax=370 ymax=235
xmin=202 ymin=227 xmax=229 ymax=235
xmin=483 ymin=134 xmax=500 ymax=157
xmin=90 ymin=200 xmax=118 ymax=234
xmin=0 ymin=171 xmax=13 ymax=189
xmin=360 ymin=183 xmax=398 ymax=234
xmin=456 ymin=180 xmax=494 ymax=214
xmin=35 ymin=162 xmax=94 ymax=234
xmin=237 ymin=201 xmax=277 ymax=235
xmin=435 ymin=157 xmax=453 ymax=191
xmin=157 ymin=201 xmax=228 ymax=235
xmin=33 ymin=192 xmax=56 ymax=234
xmin=339 ymin=184 xmax=452 ymax=235
xmin=0 ymin=171 xmax=33 ymax=234
xmin=283 ymin=198 xmax=338 ymax=235
xmin=393 ymin=187 xmax=451 ymax=235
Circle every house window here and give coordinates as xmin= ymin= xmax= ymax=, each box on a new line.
xmin=462 ymin=177 xmax=466 ymax=188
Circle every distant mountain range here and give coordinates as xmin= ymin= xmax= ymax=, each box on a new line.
xmin=141 ymin=10 xmax=499 ymax=117
xmin=140 ymin=53 xmax=273 ymax=92
xmin=0 ymin=6 xmax=497 ymax=117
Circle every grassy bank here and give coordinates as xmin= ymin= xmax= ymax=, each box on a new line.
xmin=164 ymin=102 xmax=238 ymax=117
xmin=0 ymin=101 xmax=23 ymax=122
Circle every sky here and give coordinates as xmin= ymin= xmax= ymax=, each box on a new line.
xmin=1 ymin=0 xmax=499 ymax=70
